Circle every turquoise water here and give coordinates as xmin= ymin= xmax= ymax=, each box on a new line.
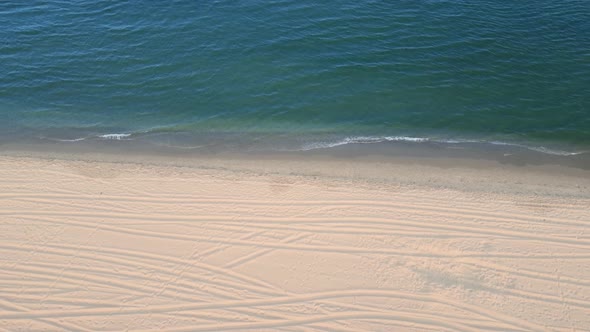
xmin=1 ymin=1 xmax=589 ymax=154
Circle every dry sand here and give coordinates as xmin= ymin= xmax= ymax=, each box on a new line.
xmin=1 ymin=152 xmax=589 ymax=331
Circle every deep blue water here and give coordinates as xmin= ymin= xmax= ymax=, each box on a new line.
xmin=1 ymin=1 xmax=589 ymax=154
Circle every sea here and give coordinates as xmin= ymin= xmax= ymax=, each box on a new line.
xmin=1 ymin=1 xmax=589 ymax=158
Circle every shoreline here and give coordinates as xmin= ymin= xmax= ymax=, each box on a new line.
xmin=1 ymin=140 xmax=589 ymax=198
xmin=2 ymin=127 xmax=590 ymax=166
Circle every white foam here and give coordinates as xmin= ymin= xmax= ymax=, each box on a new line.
xmin=99 ymin=133 xmax=132 ymax=140
xmin=297 ymin=135 xmax=584 ymax=156
xmin=55 ymin=137 xmax=87 ymax=142
xmin=299 ymin=136 xmax=430 ymax=151
xmin=486 ymin=141 xmax=584 ymax=156
xmin=383 ymin=136 xmax=429 ymax=143
xmin=526 ymin=146 xmax=584 ymax=156
xmin=40 ymin=136 xmax=88 ymax=142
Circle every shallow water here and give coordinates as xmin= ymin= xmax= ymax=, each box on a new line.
xmin=1 ymin=0 xmax=589 ymax=154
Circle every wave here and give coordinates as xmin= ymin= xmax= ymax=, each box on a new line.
xmin=298 ymin=136 xmax=586 ymax=156
xmin=98 ymin=133 xmax=132 ymax=140
xmin=299 ymin=136 xmax=428 ymax=150
xmin=40 ymin=132 xmax=133 ymax=142
xmin=47 ymin=137 xmax=88 ymax=142
xmin=38 ymin=131 xmax=587 ymax=157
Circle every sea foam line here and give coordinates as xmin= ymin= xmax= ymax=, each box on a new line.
xmin=41 ymin=133 xmax=133 ymax=142
xmin=299 ymin=136 xmax=585 ymax=156
xmin=98 ymin=133 xmax=132 ymax=140
xmin=50 ymin=137 xmax=88 ymax=142
xmin=300 ymin=136 xmax=428 ymax=150
xmin=42 ymin=132 xmax=586 ymax=157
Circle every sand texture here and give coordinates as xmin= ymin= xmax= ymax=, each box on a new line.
xmin=1 ymin=155 xmax=589 ymax=331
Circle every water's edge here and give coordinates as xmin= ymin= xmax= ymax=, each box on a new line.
xmin=2 ymin=130 xmax=589 ymax=172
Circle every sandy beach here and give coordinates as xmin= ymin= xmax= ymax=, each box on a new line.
xmin=1 ymin=151 xmax=589 ymax=331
